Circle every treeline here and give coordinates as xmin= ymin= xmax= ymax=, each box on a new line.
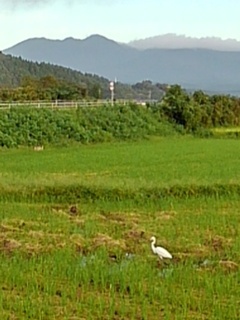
xmin=151 ymin=85 xmax=240 ymax=132
xmin=0 ymin=76 xmax=87 ymax=101
xmin=0 ymin=53 xmax=165 ymax=100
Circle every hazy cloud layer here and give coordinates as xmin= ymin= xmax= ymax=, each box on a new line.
xmin=0 ymin=0 xmax=79 ymax=8
xmin=0 ymin=0 xmax=49 ymax=4
xmin=0 ymin=0 xmax=49 ymax=8
xmin=128 ymin=34 xmax=240 ymax=52
xmin=0 ymin=0 xmax=110 ymax=5
xmin=0 ymin=0 xmax=120 ymax=11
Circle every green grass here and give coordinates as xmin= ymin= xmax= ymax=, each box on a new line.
xmin=0 ymin=137 xmax=240 ymax=189
xmin=0 ymin=137 xmax=239 ymax=319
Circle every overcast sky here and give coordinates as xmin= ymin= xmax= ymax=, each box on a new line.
xmin=0 ymin=0 xmax=239 ymax=50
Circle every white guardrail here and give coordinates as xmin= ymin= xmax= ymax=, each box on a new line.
xmin=0 ymin=100 xmax=119 ymax=109
xmin=0 ymin=100 xmax=150 ymax=109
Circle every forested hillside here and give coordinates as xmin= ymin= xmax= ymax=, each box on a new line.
xmin=0 ymin=53 xmax=165 ymax=101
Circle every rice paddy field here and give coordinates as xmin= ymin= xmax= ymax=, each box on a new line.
xmin=0 ymin=137 xmax=239 ymax=319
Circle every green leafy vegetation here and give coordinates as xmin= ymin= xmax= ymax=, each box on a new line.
xmin=0 ymin=94 xmax=239 ymax=149
xmin=0 ymin=104 xmax=179 ymax=147
xmin=151 ymin=85 xmax=240 ymax=132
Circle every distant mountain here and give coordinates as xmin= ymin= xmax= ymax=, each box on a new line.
xmin=128 ymin=34 xmax=240 ymax=51
xmin=3 ymin=35 xmax=138 ymax=77
xmin=4 ymin=34 xmax=240 ymax=94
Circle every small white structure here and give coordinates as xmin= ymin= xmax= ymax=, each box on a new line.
xmin=33 ymin=145 xmax=44 ymax=151
xmin=109 ymin=81 xmax=114 ymax=106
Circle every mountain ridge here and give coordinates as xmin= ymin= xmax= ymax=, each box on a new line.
xmin=3 ymin=34 xmax=240 ymax=94
xmin=5 ymin=33 xmax=240 ymax=52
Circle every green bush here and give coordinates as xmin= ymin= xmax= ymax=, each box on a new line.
xmin=0 ymin=104 xmax=179 ymax=147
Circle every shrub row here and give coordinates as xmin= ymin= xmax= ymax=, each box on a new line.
xmin=0 ymin=104 xmax=178 ymax=147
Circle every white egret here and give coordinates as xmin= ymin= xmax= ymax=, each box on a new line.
xmin=150 ymin=236 xmax=172 ymax=260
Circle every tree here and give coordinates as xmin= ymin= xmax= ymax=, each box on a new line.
xmin=161 ymin=85 xmax=190 ymax=127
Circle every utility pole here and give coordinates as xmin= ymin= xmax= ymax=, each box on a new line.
xmin=109 ymin=81 xmax=114 ymax=106
xmin=149 ymin=90 xmax=152 ymax=101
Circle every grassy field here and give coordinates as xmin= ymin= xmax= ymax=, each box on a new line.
xmin=0 ymin=137 xmax=240 ymax=188
xmin=0 ymin=138 xmax=239 ymax=319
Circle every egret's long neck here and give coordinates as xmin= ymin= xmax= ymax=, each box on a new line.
xmin=151 ymin=240 xmax=156 ymax=253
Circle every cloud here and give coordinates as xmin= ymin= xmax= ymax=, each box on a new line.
xmin=0 ymin=0 xmax=48 ymax=9
xmin=0 ymin=0 xmax=103 ymax=5
xmin=0 ymin=0 xmax=117 ymax=11
xmin=1 ymin=0 xmax=99 ymax=12
xmin=0 ymin=0 xmax=48 ymax=4
xmin=0 ymin=0 xmax=113 ymax=5
xmin=0 ymin=0 xmax=74 ymax=8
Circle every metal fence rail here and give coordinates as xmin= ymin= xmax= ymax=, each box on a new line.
xmin=0 ymin=100 xmax=116 ymax=109
xmin=0 ymin=99 xmax=150 ymax=109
